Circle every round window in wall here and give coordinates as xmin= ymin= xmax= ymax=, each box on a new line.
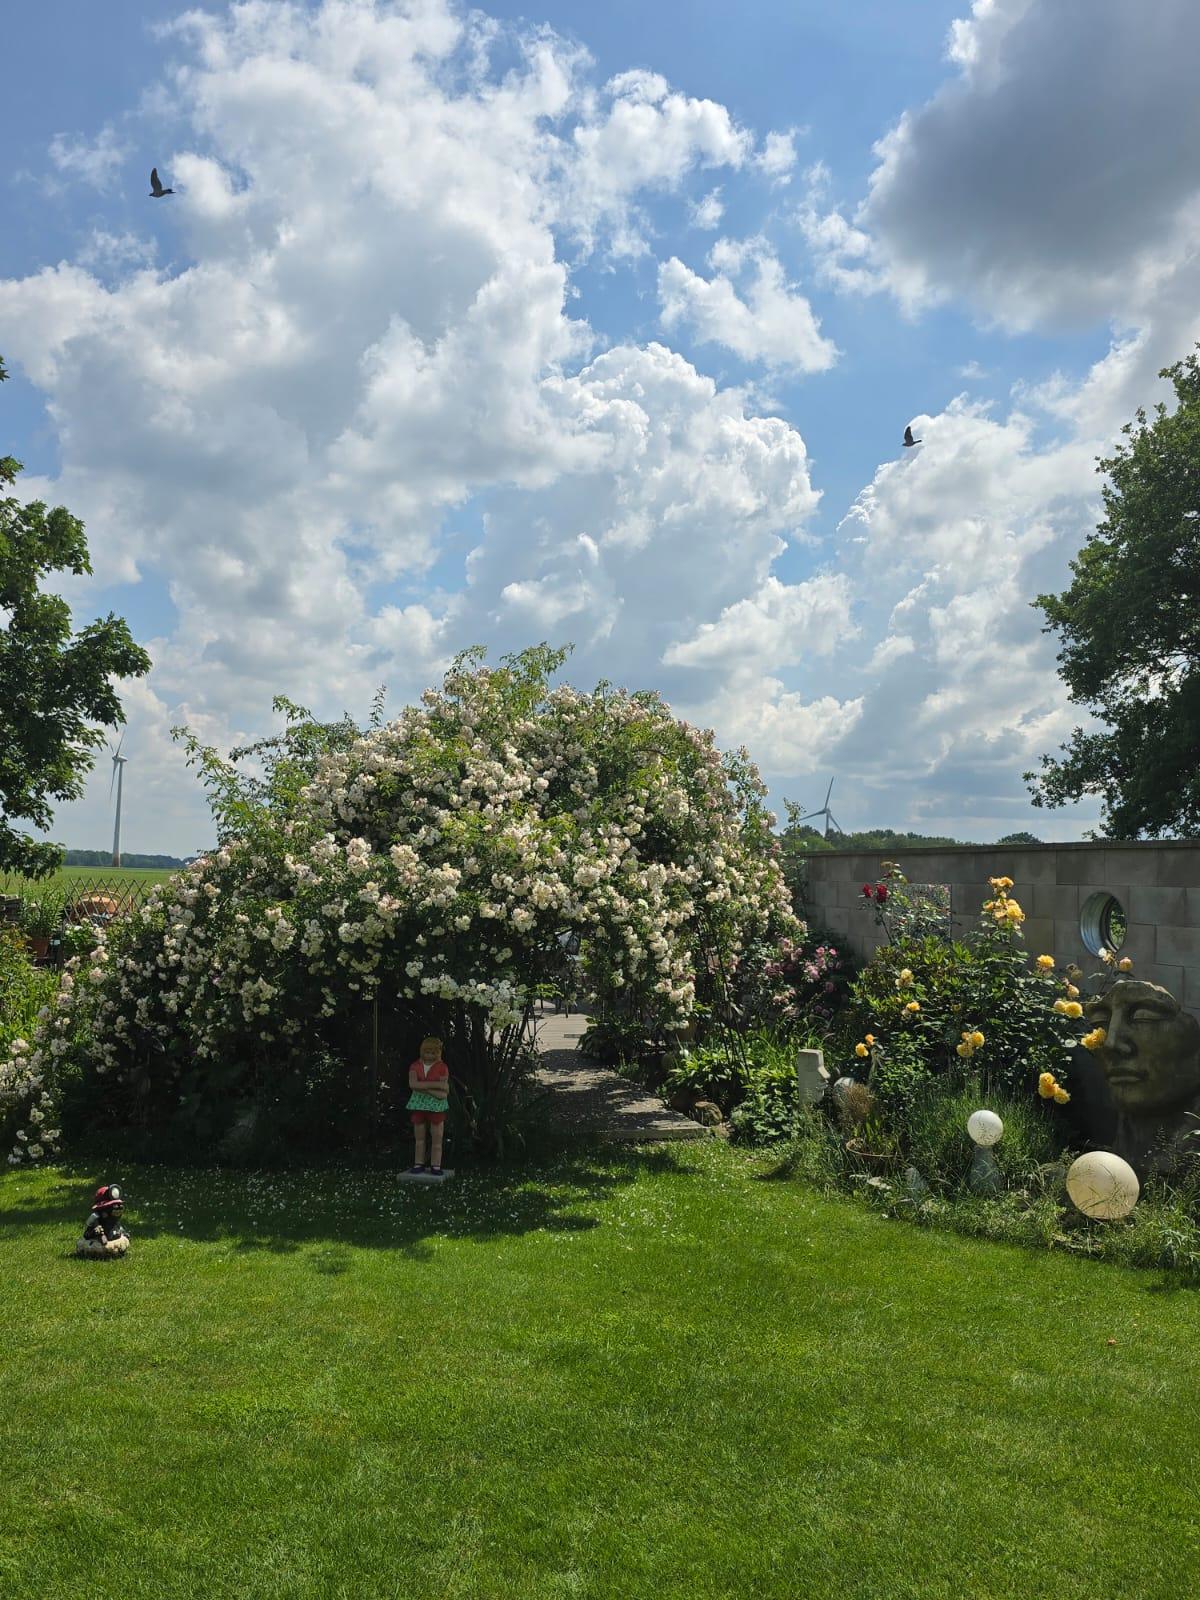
xmin=1080 ymin=892 xmax=1127 ymax=957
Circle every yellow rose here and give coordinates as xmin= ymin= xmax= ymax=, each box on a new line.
xmin=1038 ymin=1073 xmax=1058 ymax=1099
xmin=1118 ymin=956 xmax=1133 ymax=972
xmin=970 ymin=1030 xmax=985 ymax=1048
xmin=1100 ymin=949 xmax=1115 ymax=964
xmin=1036 ymin=954 xmax=1055 ymax=971
xmin=1081 ymin=1027 xmax=1107 ymax=1051
xmin=1004 ymin=901 xmax=1025 ymax=923
xmin=1052 ymin=998 xmax=1070 ymax=1015
xmin=956 ymin=1042 xmax=971 ymax=1058
xmin=855 ymin=1042 xmax=869 ymax=1058
xmin=1065 ymin=983 xmax=1079 ymax=999
xmin=865 ymin=1034 xmax=876 ymax=1046
xmin=895 ymin=968 xmax=914 ymax=988
xmin=1052 ymin=1087 xmax=1071 ymax=1104
xmin=905 ymin=1000 xmax=921 ymax=1013
xmin=1064 ymin=1001 xmax=1084 ymax=1019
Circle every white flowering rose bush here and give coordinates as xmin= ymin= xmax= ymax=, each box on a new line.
xmin=5 ymin=646 xmax=799 ymax=1162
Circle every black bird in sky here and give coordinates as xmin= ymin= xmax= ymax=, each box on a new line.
xmin=903 ymin=425 xmax=922 ymax=447
xmin=149 ymin=167 xmax=174 ymax=198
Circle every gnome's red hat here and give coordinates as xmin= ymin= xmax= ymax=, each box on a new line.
xmin=92 ymin=1184 xmax=125 ymax=1212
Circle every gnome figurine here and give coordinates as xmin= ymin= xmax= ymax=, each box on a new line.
xmin=76 ymin=1183 xmax=130 ymax=1258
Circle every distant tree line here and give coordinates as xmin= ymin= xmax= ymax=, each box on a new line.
xmin=780 ymin=823 xmax=1043 ymax=855
xmin=61 ymin=849 xmax=190 ymax=869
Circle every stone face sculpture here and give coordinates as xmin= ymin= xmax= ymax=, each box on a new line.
xmin=1082 ymin=979 xmax=1200 ymax=1180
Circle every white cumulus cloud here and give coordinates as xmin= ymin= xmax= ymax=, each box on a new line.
xmin=658 ymin=239 xmax=838 ymax=372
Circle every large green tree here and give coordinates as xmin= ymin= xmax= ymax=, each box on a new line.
xmin=0 ymin=354 xmax=151 ymax=878
xmin=1026 ymin=348 xmax=1200 ymax=838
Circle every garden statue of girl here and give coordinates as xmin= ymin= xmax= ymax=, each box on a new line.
xmin=76 ymin=1183 xmax=130 ymax=1258
xmin=407 ymin=1035 xmax=450 ymax=1177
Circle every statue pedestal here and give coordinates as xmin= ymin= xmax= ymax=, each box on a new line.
xmin=397 ymin=1169 xmax=455 ymax=1184
xmin=968 ymin=1145 xmax=1004 ymax=1196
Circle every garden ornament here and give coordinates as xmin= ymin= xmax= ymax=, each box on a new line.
xmin=1082 ymin=979 xmax=1200 ymax=1180
xmin=1065 ymin=1151 xmax=1140 ymax=1221
xmin=902 ymin=1165 xmax=930 ymax=1202
xmin=75 ymin=1183 xmax=130 ymax=1258
xmin=967 ymin=1145 xmax=1004 ymax=1197
xmin=967 ymin=1110 xmax=1003 ymax=1147
xmin=795 ymin=1047 xmax=827 ymax=1105
xmin=407 ymin=1035 xmax=450 ymax=1178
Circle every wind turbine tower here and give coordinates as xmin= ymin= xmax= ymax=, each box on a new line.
xmin=795 ymin=777 xmax=844 ymax=840
xmin=109 ymin=735 xmax=129 ymax=868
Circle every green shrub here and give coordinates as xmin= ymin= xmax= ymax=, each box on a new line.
xmin=663 ymin=1026 xmax=805 ymax=1118
xmin=728 ymin=1064 xmax=802 ymax=1144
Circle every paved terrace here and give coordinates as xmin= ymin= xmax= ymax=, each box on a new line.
xmin=533 ymin=1009 xmax=707 ymax=1143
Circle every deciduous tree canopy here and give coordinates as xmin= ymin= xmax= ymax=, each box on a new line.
xmin=1026 ymin=349 xmax=1200 ymax=838
xmin=0 ymin=354 xmax=151 ymax=878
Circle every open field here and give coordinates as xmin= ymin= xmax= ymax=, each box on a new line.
xmin=0 ymin=865 xmax=181 ymax=899
xmin=3 ymin=1142 xmax=1198 ymax=1600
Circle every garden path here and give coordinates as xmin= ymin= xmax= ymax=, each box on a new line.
xmin=533 ymin=1008 xmax=707 ymax=1143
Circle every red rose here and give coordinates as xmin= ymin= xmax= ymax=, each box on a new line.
xmin=862 ymin=884 xmax=874 ymax=899
xmin=875 ymin=883 xmax=889 ymax=903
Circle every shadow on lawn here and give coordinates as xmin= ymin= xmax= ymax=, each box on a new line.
xmin=1 ymin=1141 xmax=700 ymax=1263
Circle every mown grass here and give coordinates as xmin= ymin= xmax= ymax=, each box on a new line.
xmin=3 ymin=1142 xmax=1199 ymax=1600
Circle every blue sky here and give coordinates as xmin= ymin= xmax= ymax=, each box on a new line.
xmin=3 ymin=0 xmax=1198 ymax=856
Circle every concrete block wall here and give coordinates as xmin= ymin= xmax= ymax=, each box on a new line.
xmin=797 ymin=842 xmax=1200 ymax=1018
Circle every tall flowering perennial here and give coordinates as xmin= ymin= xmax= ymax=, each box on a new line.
xmin=848 ymin=869 xmax=1085 ymax=1106
xmin=4 ymin=648 xmax=798 ymax=1160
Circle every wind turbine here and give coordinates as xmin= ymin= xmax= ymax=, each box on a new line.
xmin=795 ymin=777 xmax=844 ymax=840
xmin=108 ymin=733 xmax=129 ymax=867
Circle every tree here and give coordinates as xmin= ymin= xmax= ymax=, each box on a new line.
xmin=0 ymin=354 xmax=152 ymax=878
xmin=1026 ymin=348 xmax=1200 ymax=838
xmin=995 ymin=831 xmax=1042 ymax=846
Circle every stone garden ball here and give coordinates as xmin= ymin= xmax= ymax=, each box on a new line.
xmin=1065 ymin=1151 xmax=1140 ymax=1220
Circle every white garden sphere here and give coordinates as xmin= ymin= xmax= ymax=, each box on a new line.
xmin=967 ymin=1109 xmax=1003 ymax=1147
xmin=1066 ymin=1152 xmax=1140 ymax=1220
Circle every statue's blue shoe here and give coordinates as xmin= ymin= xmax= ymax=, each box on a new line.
xmin=429 ymin=1167 xmax=444 ymax=1178
xmin=409 ymin=1164 xmax=428 ymax=1174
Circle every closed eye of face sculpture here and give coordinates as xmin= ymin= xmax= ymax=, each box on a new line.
xmin=1084 ymin=980 xmax=1200 ymax=1115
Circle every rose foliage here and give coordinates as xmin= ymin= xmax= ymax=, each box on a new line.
xmin=3 ymin=646 xmax=797 ymax=1162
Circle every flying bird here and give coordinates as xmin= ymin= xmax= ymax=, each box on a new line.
xmin=149 ymin=167 xmax=174 ymax=198
xmin=903 ymin=425 xmax=922 ymax=447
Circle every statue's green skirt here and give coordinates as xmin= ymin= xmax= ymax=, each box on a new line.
xmin=407 ymin=1090 xmax=447 ymax=1113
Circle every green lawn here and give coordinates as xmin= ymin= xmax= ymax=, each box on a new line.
xmin=4 ymin=1142 xmax=1198 ymax=1600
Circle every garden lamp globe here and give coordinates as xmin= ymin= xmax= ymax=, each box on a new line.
xmin=1065 ymin=1152 xmax=1140 ymax=1220
xmin=967 ymin=1110 xmax=1003 ymax=1147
